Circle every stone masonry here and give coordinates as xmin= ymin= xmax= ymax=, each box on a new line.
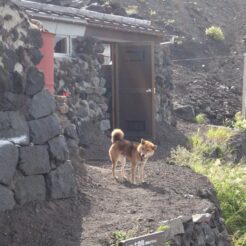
xmin=0 ymin=0 xmax=76 ymax=211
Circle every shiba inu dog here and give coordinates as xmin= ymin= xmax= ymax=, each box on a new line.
xmin=109 ymin=129 xmax=157 ymax=184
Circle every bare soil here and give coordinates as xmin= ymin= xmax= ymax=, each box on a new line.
xmin=0 ymin=122 xmax=217 ymax=246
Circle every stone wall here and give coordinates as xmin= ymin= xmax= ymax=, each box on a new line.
xmin=0 ymin=1 xmax=76 ymax=212
xmin=155 ymin=45 xmax=175 ymax=125
xmin=160 ymin=209 xmax=231 ymax=246
xmin=54 ymin=37 xmax=111 ymax=136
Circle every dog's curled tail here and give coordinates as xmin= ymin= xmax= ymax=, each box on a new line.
xmin=111 ymin=128 xmax=124 ymax=143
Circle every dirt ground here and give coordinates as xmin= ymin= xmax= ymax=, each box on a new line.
xmin=0 ymin=122 xmax=218 ymax=246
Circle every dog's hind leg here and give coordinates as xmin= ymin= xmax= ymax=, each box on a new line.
xmin=120 ymin=156 xmax=127 ymax=179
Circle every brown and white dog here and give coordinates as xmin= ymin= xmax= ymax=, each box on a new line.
xmin=109 ymin=129 xmax=157 ymax=184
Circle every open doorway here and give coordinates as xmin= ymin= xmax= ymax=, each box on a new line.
xmin=103 ymin=42 xmax=155 ymax=140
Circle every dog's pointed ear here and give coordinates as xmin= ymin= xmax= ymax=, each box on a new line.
xmin=153 ymin=145 xmax=157 ymax=150
xmin=141 ymin=139 xmax=145 ymax=144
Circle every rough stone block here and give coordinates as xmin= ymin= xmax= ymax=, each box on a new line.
xmin=14 ymin=175 xmax=46 ymax=204
xmin=28 ymin=115 xmax=62 ymax=144
xmin=19 ymin=145 xmax=50 ymax=175
xmin=174 ymin=103 xmax=195 ymax=121
xmin=193 ymin=213 xmax=212 ymax=224
xmin=46 ymin=161 xmax=76 ymax=200
xmin=0 ymin=141 xmax=18 ymax=185
xmin=100 ymin=119 xmax=111 ymax=131
xmin=25 ymin=67 xmax=44 ymax=96
xmin=0 ymin=111 xmax=29 ymax=145
xmin=48 ymin=135 xmax=69 ymax=162
xmin=0 ymin=185 xmax=15 ymax=212
xmin=160 ymin=217 xmax=185 ymax=238
xmin=64 ymin=124 xmax=78 ymax=139
xmin=28 ymin=89 xmax=56 ymax=119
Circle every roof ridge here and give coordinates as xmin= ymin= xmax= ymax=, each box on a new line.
xmin=14 ymin=0 xmax=152 ymax=27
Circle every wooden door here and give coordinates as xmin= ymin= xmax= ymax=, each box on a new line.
xmin=114 ymin=43 xmax=154 ymax=139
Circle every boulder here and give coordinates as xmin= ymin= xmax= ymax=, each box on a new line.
xmin=25 ymin=67 xmax=44 ymax=96
xmin=14 ymin=175 xmax=46 ymax=204
xmin=64 ymin=124 xmax=78 ymax=139
xmin=0 ymin=111 xmax=29 ymax=145
xmin=0 ymin=141 xmax=19 ymax=185
xmin=28 ymin=115 xmax=62 ymax=144
xmin=46 ymin=161 xmax=76 ymax=199
xmin=0 ymin=185 xmax=15 ymax=212
xmin=174 ymin=103 xmax=195 ymax=121
xmin=19 ymin=145 xmax=50 ymax=175
xmin=28 ymin=89 xmax=56 ymax=119
xmin=100 ymin=119 xmax=111 ymax=131
xmin=48 ymin=135 xmax=69 ymax=162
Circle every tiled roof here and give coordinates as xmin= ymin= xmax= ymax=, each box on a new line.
xmin=14 ymin=0 xmax=164 ymax=37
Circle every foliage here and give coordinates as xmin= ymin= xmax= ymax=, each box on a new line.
xmin=169 ymin=127 xmax=246 ymax=246
xmin=205 ymin=26 xmax=225 ymax=41
xmin=194 ymin=113 xmax=207 ymax=124
xmin=126 ymin=5 xmax=139 ymax=15
xmin=156 ymin=225 xmax=169 ymax=232
xmin=112 ymin=230 xmax=128 ymax=246
xmin=234 ymin=112 xmax=246 ymax=132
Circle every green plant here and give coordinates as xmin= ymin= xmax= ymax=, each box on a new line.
xmin=205 ymin=26 xmax=225 ymax=41
xmin=194 ymin=113 xmax=207 ymax=124
xmin=156 ymin=225 xmax=169 ymax=232
xmin=126 ymin=5 xmax=139 ymax=15
xmin=149 ymin=9 xmax=157 ymax=16
xmin=234 ymin=112 xmax=246 ymax=132
xmin=169 ymin=127 xmax=246 ymax=246
xmin=112 ymin=230 xmax=128 ymax=246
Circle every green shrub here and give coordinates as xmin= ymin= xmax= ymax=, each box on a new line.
xmin=156 ymin=225 xmax=169 ymax=232
xmin=112 ymin=230 xmax=128 ymax=246
xmin=169 ymin=127 xmax=246 ymax=246
xmin=234 ymin=112 xmax=246 ymax=132
xmin=194 ymin=113 xmax=207 ymax=124
xmin=205 ymin=26 xmax=224 ymax=41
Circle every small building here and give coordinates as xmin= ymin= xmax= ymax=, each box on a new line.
xmin=16 ymin=0 xmax=165 ymax=139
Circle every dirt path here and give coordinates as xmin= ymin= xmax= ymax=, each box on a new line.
xmin=79 ymin=159 xmax=213 ymax=246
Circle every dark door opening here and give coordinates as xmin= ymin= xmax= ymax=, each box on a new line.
xmin=112 ymin=43 xmax=155 ymax=140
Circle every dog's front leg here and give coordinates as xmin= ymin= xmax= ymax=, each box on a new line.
xmin=131 ymin=161 xmax=137 ymax=184
xmin=140 ymin=161 xmax=147 ymax=183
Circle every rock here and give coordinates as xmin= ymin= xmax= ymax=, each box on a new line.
xmin=174 ymin=103 xmax=195 ymax=121
xmin=0 ymin=92 xmax=29 ymax=111
xmin=0 ymin=185 xmax=15 ymax=212
xmin=100 ymin=119 xmax=111 ymax=131
xmin=27 ymin=47 xmax=43 ymax=65
xmin=14 ymin=175 xmax=46 ymax=205
xmin=160 ymin=217 xmax=185 ymax=238
xmin=201 ymin=223 xmax=216 ymax=245
xmin=64 ymin=124 xmax=78 ymax=139
xmin=0 ymin=141 xmax=19 ymax=185
xmin=28 ymin=89 xmax=56 ymax=119
xmin=0 ymin=111 xmax=29 ymax=145
xmin=77 ymin=100 xmax=90 ymax=118
xmin=28 ymin=115 xmax=62 ymax=144
xmin=25 ymin=66 xmax=44 ymax=96
xmin=19 ymin=145 xmax=50 ymax=175
xmin=46 ymin=161 xmax=76 ymax=199
xmin=48 ymin=135 xmax=69 ymax=162
xmin=193 ymin=213 xmax=212 ymax=224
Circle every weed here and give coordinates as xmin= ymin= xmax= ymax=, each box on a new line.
xmin=126 ymin=5 xmax=139 ymax=15
xmin=149 ymin=9 xmax=157 ymax=16
xmin=234 ymin=112 xmax=246 ymax=132
xmin=205 ymin=26 xmax=224 ymax=41
xmin=156 ymin=225 xmax=169 ymax=232
xmin=111 ymin=230 xmax=127 ymax=246
xmin=194 ymin=113 xmax=207 ymax=124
